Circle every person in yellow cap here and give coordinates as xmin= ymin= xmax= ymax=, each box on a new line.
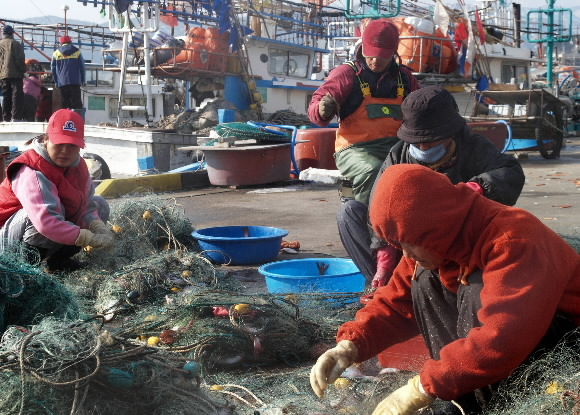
xmin=308 ymin=18 xmax=420 ymax=205
xmin=0 ymin=109 xmax=113 ymax=271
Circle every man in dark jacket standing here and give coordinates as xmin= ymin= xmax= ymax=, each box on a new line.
xmin=0 ymin=25 xmax=27 ymax=122
xmin=337 ymin=86 xmax=525 ymax=288
xmin=51 ymin=35 xmax=86 ymax=112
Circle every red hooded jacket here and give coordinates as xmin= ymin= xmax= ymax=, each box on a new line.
xmin=337 ymin=164 xmax=580 ymax=400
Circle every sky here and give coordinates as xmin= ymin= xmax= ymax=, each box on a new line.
xmin=2 ymin=0 xmax=579 ymax=25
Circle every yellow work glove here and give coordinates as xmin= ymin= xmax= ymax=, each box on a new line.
xmin=371 ymin=375 xmax=434 ymax=415
xmin=75 ymin=229 xmax=114 ymax=249
xmin=310 ymin=340 xmax=358 ymax=398
xmin=318 ymin=92 xmax=337 ymax=119
xmin=89 ymin=219 xmax=114 ymax=238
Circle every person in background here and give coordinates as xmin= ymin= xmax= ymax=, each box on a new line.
xmin=0 ymin=25 xmax=27 ymax=122
xmin=0 ymin=109 xmax=113 ymax=272
xmin=312 ymin=164 xmax=580 ymax=415
xmin=23 ymin=74 xmax=42 ymax=122
xmin=308 ymin=18 xmax=420 ymax=205
xmin=337 ymin=86 xmax=525 ymax=288
xmin=51 ymin=35 xmax=86 ymax=112
xmin=35 ymin=86 xmax=53 ymax=122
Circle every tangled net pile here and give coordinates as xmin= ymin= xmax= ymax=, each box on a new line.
xmin=484 ymin=330 xmax=580 ymax=415
xmin=0 ymin=243 xmax=80 ymax=333
xmin=4 ymin=195 xmax=580 ymax=414
xmin=0 ymin=317 xmax=234 ymax=415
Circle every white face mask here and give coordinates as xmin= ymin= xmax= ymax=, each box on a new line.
xmin=409 ymin=142 xmax=447 ymax=164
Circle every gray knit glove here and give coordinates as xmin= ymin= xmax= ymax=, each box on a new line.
xmin=318 ymin=93 xmax=337 ymax=119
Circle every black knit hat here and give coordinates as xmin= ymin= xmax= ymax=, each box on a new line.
xmin=3 ymin=25 xmax=14 ymax=35
xmin=397 ymin=86 xmax=466 ymax=144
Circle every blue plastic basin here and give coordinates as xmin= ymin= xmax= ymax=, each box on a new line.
xmin=258 ymin=258 xmax=365 ymax=294
xmin=191 ymin=226 xmax=288 ymax=265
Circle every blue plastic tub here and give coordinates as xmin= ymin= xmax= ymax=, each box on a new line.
xmin=191 ymin=226 xmax=288 ymax=265
xmin=258 ymin=258 xmax=365 ymax=294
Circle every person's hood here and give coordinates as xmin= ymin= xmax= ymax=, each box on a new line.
xmin=32 ymin=136 xmax=80 ymax=167
xmin=58 ymin=43 xmax=79 ymax=56
xmin=369 ymin=164 xmax=504 ymax=267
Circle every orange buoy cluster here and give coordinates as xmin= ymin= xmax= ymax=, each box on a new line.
xmin=175 ymin=27 xmax=231 ymax=71
xmin=389 ymin=17 xmax=458 ymax=75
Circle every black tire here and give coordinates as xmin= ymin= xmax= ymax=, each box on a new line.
xmin=535 ymin=103 xmax=563 ymax=159
xmin=83 ymin=153 xmax=112 ymax=180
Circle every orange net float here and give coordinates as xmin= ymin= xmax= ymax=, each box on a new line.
xmin=426 ymin=27 xmax=458 ymax=74
xmin=389 ymin=17 xmax=434 ymax=73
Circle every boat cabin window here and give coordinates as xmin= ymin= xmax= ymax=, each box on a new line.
xmin=268 ymin=47 xmax=310 ymax=78
xmin=501 ymin=64 xmax=529 ymax=89
xmin=85 ymin=68 xmax=114 ymax=87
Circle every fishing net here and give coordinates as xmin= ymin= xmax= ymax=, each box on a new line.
xmin=0 ymin=242 xmax=80 ymax=333
xmin=60 ymin=196 xmax=237 ymax=321
xmin=0 ymin=317 xmax=235 ymax=415
xmin=110 ymin=291 xmax=359 ymax=374
xmin=209 ymin=122 xmax=292 ymax=144
xmin=266 ymin=110 xmax=311 ymax=127
xmin=8 ymin=195 xmax=580 ymax=414
xmin=484 ymin=329 xmax=580 ymax=415
xmin=82 ymin=195 xmax=197 ymax=268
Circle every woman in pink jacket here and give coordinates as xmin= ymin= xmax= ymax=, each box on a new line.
xmin=311 ymin=164 xmax=580 ymax=415
xmin=0 ymin=109 xmax=113 ymax=271
xmin=22 ymin=75 xmax=41 ymax=121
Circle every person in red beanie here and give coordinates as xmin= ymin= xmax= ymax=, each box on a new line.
xmin=308 ymin=18 xmax=420 ymax=206
xmin=51 ymin=35 xmax=86 ymax=113
xmin=0 ymin=109 xmax=113 ymax=272
xmin=311 ymin=164 xmax=580 ymax=415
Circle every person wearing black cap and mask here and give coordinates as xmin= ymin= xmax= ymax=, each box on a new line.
xmin=337 ymin=86 xmax=525 ymax=290
xmin=0 ymin=25 xmax=27 ymax=122
xmin=51 ymin=35 xmax=86 ymax=113
xmin=308 ymin=18 xmax=421 ymax=205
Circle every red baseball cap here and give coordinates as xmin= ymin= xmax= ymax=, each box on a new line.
xmin=46 ymin=109 xmax=85 ymax=148
xmin=59 ymin=35 xmax=72 ymax=44
xmin=361 ymin=19 xmax=399 ymax=59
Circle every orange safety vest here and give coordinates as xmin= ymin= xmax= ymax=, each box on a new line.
xmin=335 ymin=62 xmax=405 ymax=152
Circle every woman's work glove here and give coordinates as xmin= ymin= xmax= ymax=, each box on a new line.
xmin=310 ymin=340 xmax=358 ymax=398
xmin=371 ymin=245 xmax=400 ymax=289
xmin=371 ymin=375 xmax=434 ymax=415
xmin=318 ymin=93 xmax=337 ymax=119
xmin=89 ymin=219 xmax=114 ymax=238
xmin=75 ymin=229 xmax=114 ymax=249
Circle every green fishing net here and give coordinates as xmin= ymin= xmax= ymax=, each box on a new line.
xmin=209 ymin=122 xmax=292 ymax=144
xmin=0 ymin=243 xmax=80 ymax=333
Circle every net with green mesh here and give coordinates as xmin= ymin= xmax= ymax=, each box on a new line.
xmin=1 ymin=197 xmax=580 ymax=414
xmin=208 ymin=122 xmax=293 ymax=145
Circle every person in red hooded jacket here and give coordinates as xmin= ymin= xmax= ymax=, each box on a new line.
xmin=311 ymin=164 xmax=580 ymax=415
xmin=0 ymin=109 xmax=113 ymax=271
